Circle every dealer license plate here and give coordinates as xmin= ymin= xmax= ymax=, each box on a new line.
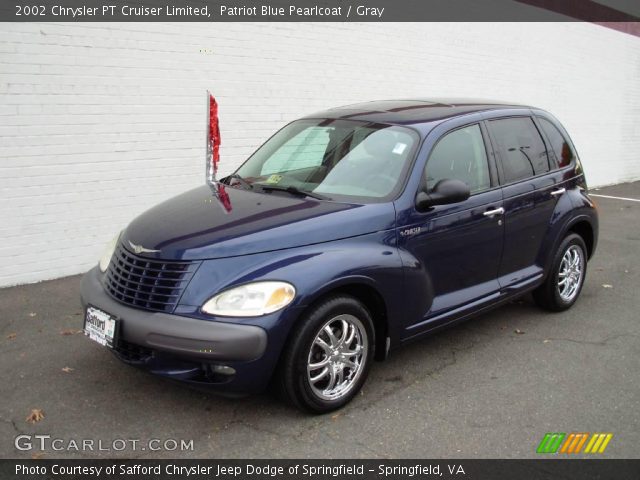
xmin=84 ymin=305 xmax=119 ymax=348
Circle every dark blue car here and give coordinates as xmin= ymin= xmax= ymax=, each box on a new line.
xmin=81 ymin=99 xmax=598 ymax=413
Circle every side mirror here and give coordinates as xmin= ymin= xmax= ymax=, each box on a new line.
xmin=415 ymin=179 xmax=470 ymax=210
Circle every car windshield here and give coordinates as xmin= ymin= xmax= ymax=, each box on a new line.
xmin=233 ymin=119 xmax=419 ymax=202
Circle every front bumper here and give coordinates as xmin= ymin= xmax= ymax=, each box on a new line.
xmin=80 ymin=266 xmax=273 ymax=393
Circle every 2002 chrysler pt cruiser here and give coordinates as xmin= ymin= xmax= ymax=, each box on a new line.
xmin=81 ymin=99 xmax=598 ymax=413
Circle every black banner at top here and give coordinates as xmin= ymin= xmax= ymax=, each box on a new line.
xmin=2 ymin=0 xmax=640 ymax=22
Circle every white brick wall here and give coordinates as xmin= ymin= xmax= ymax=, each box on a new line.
xmin=1 ymin=22 xmax=639 ymax=287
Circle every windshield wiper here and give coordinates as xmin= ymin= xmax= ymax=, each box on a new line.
xmin=222 ymin=173 xmax=253 ymax=190
xmin=259 ymin=184 xmax=329 ymax=200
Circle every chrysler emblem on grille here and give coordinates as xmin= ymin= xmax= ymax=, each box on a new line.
xmin=128 ymin=240 xmax=160 ymax=255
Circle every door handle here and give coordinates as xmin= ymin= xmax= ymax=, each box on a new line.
xmin=483 ymin=207 xmax=505 ymax=217
xmin=551 ymin=187 xmax=566 ymax=197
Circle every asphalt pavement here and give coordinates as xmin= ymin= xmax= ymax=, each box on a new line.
xmin=1 ymin=182 xmax=638 ymax=459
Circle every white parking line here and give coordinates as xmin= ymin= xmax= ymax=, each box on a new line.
xmin=590 ymin=194 xmax=640 ymax=203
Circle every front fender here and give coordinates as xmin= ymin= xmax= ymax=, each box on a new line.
xmin=178 ymin=230 xmax=405 ymax=346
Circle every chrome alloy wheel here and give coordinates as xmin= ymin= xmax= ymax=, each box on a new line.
xmin=557 ymin=245 xmax=584 ymax=302
xmin=306 ymin=314 xmax=367 ymax=401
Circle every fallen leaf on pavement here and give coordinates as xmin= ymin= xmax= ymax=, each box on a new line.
xmin=28 ymin=312 xmax=37 ymax=317
xmin=602 ymin=284 xmax=613 ymax=289
xmin=6 ymin=333 xmax=17 ymax=340
xmin=543 ymin=339 xmax=551 ymax=343
xmin=26 ymin=409 xmax=45 ymax=424
xmin=31 ymin=452 xmax=45 ymax=460
xmin=514 ymin=329 xmax=525 ymax=335
xmin=61 ymin=367 xmax=74 ymax=373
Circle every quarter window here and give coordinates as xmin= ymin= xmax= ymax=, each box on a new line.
xmin=488 ymin=117 xmax=550 ymax=183
xmin=538 ymin=117 xmax=575 ymax=168
xmin=425 ymin=124 xmax=490 ymax=194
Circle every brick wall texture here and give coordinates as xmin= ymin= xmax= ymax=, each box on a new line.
xmin=1 ymin=22 xmax=639 ymax=286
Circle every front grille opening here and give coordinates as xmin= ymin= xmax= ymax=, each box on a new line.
xmin=113 ymin=339 xmax=154 ymax=364
xmin=104 ymin=242 xmax=198 ymax=313
xmin=113 ymin=342 xmax=235 ymax=385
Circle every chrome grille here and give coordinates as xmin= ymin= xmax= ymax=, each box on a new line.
xmin=104 ymin=243 xmax=198 ymax=313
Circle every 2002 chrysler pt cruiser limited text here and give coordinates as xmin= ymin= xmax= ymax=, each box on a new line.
xmin=81 ymin=99 xmax=598 ymax=412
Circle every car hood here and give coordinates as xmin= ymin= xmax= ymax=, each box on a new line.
xmin=122 ymin=185 xmax=396 ymax=260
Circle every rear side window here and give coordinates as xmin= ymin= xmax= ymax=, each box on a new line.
xmin=538 ymin=117 xmax=575 ymax=168
xmin=488 ymin=117 xmax=550 ymax=183
xmin=425 ymin=124 xmax=490 ymax=194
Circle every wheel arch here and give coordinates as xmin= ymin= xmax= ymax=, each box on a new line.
xmin=294 ymin=278 xmax=390 ymax=362
xmin=541 ymin=212 xmax=596 ymax=274
xmin=567 ymin=219 xmax=595 ymax=259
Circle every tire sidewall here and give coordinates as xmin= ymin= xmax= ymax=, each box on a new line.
xmin=549 ymin=234 xmax=588 ymax=310
xmin=289 ymin=296 xmax=375 ymax=413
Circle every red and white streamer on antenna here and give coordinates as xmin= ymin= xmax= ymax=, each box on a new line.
xmin=205 ymin=91 xmax=231 ymax=213
xmin=206 ymin=91 xmax=221 ymax=185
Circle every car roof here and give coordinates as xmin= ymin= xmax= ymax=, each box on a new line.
xmin=303 ymin=98 xmax=531 ymax=126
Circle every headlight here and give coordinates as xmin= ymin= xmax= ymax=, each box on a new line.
xmin=98 ymin=233 xmax=120 ymax=273
xmin=202 ymin=281 xmax=296 ymax=317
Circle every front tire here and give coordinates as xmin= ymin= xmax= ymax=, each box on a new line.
xmin=277 ymin=295 xmax=375 ymax=414
xmin=534 ymin=233 xmax=587 ymax=312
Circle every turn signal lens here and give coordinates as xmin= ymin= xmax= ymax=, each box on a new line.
xmin=98 ymin=233 xmax=120 ymax=273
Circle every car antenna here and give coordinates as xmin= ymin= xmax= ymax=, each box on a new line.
xmin=206 ymin=90 xmax=221 ymax=187
xmin=206 ymin=91 xmax=232 ymax=213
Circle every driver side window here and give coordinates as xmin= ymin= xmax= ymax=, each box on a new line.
xmin=425 ymin=124 xmax=490 ymax=194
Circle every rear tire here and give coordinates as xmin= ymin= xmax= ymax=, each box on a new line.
xmin=277 ymin=295 xmax=375 ymax=414
xmin=534 ymin=233 xmax=587 ymax=312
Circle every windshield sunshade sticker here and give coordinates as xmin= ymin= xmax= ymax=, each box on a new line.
xmin=265 ymin=174 xmax=283 ymax=184
xmin=393 ymin=142 xmax=407 ymax=155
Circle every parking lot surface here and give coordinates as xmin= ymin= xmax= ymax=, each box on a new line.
xmin=1 ymin=182 xmax=638 ymax=459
